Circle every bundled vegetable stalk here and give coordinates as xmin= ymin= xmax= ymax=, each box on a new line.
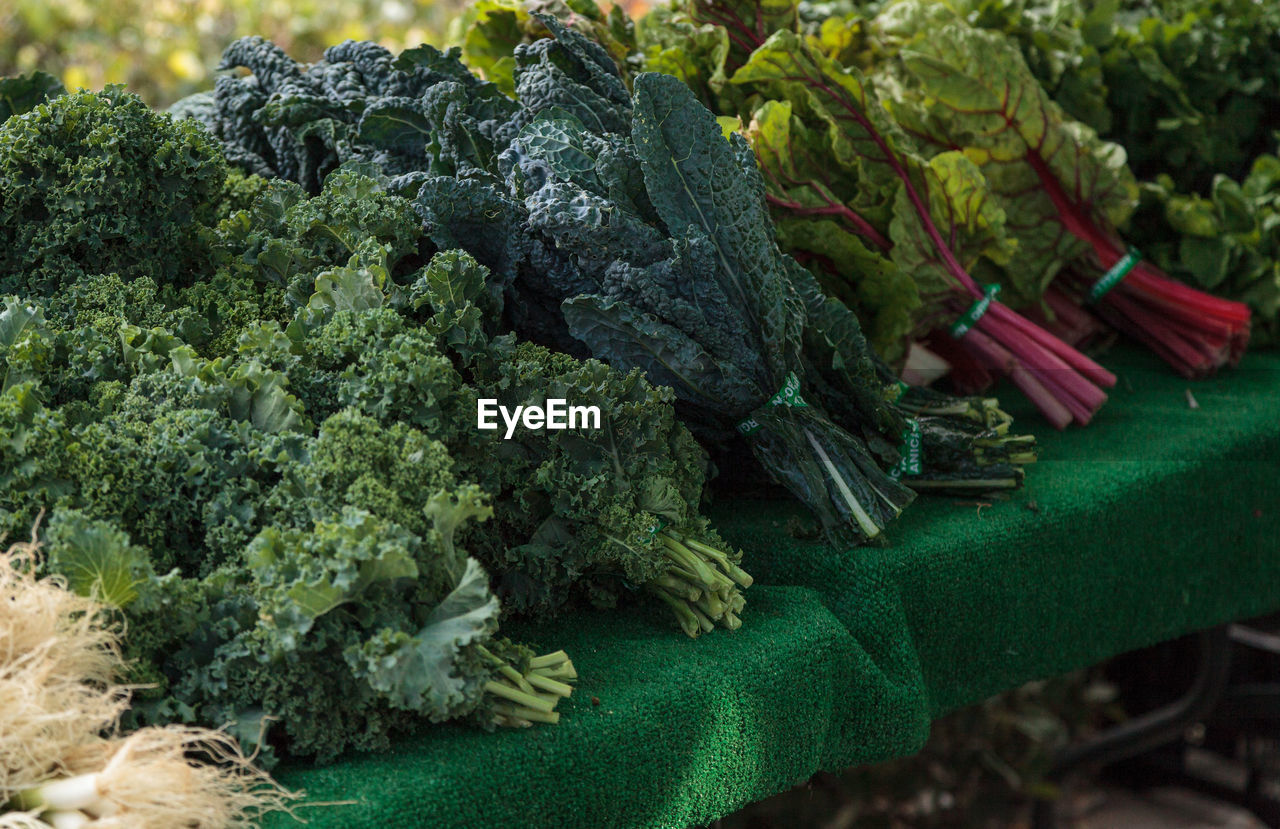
xmin=864 ymin=1 xmax=1251 ymax=377
xmin=0 ymin=532 xmax=297 ymax=829
xmin=178 ymin=24 xmax=918 ymax=544
xmin=792 ymin=259 xmax=1036 ymax=493
xmin=877 ymin=368 xmax=1036 ymax=493
xmin=878 ymin=0 xmax=1279 ymax=349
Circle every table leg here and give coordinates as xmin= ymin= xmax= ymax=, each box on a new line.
xmin=1030 ymin=625 xmax=1233 ymax=829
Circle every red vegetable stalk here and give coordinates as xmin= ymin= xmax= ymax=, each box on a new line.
xmin=788 ymin=156 xmax=1116 ymax=428
xmin=1017 ymin=284 xmax=1110 ymax=348
xmin=1026 ymin=151 xmax=1251 ymax=379
xmin=744 ymin=52 xmax=1114 ymax=427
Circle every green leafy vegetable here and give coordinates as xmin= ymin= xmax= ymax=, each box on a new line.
xmin=883 ymin=11 xmax=1251 ymax=376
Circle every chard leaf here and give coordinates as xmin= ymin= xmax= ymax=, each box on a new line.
xmin=888 ymin=151 xmax=1020 ymax=299
xmin=514 ymin=15 xmax=631 ymax=134
xmin=636 ymin=10 xmax=733 ymax=110
xmin=732 ymin=30 xmax=914 ymax=203
xmin=894 ymin=22 xmax=1139 ymax=290
xmin=459 ymin=0 xmax=529 ymax=96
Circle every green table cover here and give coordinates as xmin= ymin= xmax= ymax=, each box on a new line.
xmin=268 ymin=347 xmax=1280 ymax=828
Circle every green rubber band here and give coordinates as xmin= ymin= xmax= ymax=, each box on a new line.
xmin=887 ymin=419 xmax=924 ymax=479
xmin=950 ymin=284 xmax=1001 ymax=339
xmin=886 ymin=380 xmax=910 ymax=403
xmin=737 ymin=372 xmax=808 ymax=436
xmin=1089 ymin=246 xmax=1141 ymax=303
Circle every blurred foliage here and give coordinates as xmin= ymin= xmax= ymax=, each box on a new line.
xmin=0 ymin=0 xmax=467 ymax=107
xmin=716 ymin=670 xmax=1123 ymax=829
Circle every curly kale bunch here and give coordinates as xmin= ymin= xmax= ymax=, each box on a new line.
xmin=0 ymin=293 xmax=571 ymax=763
xmin=0 ymin=86 xmax=228 ymax=296
xmin=0 ymin=135 xmax=746 ymax=760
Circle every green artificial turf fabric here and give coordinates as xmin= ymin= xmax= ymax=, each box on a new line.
xmin=267 ymin=346 xmax=1280 ymax=829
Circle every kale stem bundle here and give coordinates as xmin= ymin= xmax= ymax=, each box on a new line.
xmin=648 ymin=529 xmax=748 ymax=636
xmin=482 ymin=646 xmax=576 ymax=726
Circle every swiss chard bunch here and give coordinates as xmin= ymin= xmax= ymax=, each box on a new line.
xmin=867 ymin=2 xmax=1251 ymax=377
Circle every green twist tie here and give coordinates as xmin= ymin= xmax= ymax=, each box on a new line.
xmin=1089 ymin=246 xmax=1141 ymax=303
xmin=950 ymin=284 xmax=1001 ymax=339
xmin=737 ymin=372 xmax=808 ymax=436
xmin=887 ymin=419 xmax=924 ymax=480
xmin=886 ymin=380 xmax=910 ymax=403
xmin=644 ymin=517 xmax=667 ymax=541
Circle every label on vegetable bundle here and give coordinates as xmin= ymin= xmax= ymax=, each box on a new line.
xmin=949 ymin=284 xmax=1001 ymax=339
xmin=737 ymin=372 xmax=809 ymax=436
xmin=477 ymin=399 xmax=602 ymax=439
xmin=887 ymin=419 xmax=923 ymax=480
xmin=1088 ymin=247 xmax=1142 ymax=302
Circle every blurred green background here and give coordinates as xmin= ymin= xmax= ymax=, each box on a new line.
xmin=0 ymin=0 xmax=469 ymax=107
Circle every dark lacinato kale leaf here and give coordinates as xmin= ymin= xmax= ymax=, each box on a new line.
xmin=546 ymin=73 xmax=913 ymax=544
xmin=511 ymin=14 xmax=632 ymax=136
xmin=176 ymin=37 xmax=517 ymax=193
